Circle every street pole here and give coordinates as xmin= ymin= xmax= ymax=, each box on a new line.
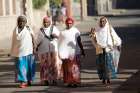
xmin=80 ymin=0 xmax=83 ymax=21
xmin=23 ymin=0 xmax=27 ymax=16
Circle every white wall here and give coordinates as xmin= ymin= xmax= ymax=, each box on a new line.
xmin=0 ymin=16 xmax=17 ymax=49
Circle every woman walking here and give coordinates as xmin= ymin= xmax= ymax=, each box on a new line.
xmin=11 ymin=15 xmax=36 ymax=88
xmin=90 ymin=16 xmax=122 ymax=86
xmin=36 ymin=16 xmax=60 ymax=86
xmin=58 ymin=17 xmax=85 ymax=87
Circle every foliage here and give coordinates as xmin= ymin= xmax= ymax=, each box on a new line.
xmin=32 ymin=0 xmax=47 ymax=9
xmin=49 ymin=0 xmax=62 ymax=7
xmin=74 ymin=0 xmax=80 ymax=3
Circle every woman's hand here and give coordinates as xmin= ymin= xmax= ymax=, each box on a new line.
xmin=81 ymin=50 xmax=85 ymax=57
xmin=89 ymin=28 xmax=96 ymax=37
xmin=117 ymin=46 xmax=121 ymax=51
xmin=50 ymin=34 xmax=58 ymax=39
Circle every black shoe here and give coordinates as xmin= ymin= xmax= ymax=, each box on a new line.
xmin=107 ymin=79 xmax=110 ymax=84
xmin=52 ymin=80 xmax=57 ymax=86
xmin=72 ymin=84 xmax=78 ymax=88
xmin=67 ymin=84 xmax=72 ymax=87
xmin=27 ymin=81 xmax=31 ymax=86
xmin=44 ymin=80 xmax=49 ymax=86
xmin=102 ymin=79 xmax=106 ymax=84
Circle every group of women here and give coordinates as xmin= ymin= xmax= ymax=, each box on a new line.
xmin=10 ymin=15 xmax=121 ymax=88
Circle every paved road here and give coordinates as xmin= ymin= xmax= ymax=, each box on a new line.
xmin=0 ymin=16 xmax=140 ymax=93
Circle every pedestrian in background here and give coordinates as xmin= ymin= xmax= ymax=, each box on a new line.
xmin=36 ymin=16 xmax=60 ymax=86
xmin=90 ymin=16 xmax=122 ymax=86
xmin=58 ymin=17 xmax=85 ymax=87
xmin=11 ymin=15 xmax=36 ymax=88
xmin=51 ymin=6 xmax=58 ymax=25
xmin=60 ymin=3 xmax=67 ymax=23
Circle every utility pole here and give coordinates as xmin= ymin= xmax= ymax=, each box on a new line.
xmin=23 ymin=0 xmax=27 ymax=15
xmin=80 ymin=0 xmax=83 ymax=21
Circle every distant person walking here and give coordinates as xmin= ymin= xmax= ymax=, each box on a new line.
xmin=90 ymin=16 xmax=122 ymax=86
xmin=11 ymin=15 xmax=36 ymax=88
xmin=60 ymin=3 xmax=67 ymax=23
xmin=58 ymin=17 xmax=85 ymax=87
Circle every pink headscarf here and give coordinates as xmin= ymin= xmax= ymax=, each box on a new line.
xmin=43 ymin=16 xmax=51 ymax=22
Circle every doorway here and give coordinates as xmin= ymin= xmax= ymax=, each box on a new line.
xmin=87 ymin=0 xmax=96 ymax=16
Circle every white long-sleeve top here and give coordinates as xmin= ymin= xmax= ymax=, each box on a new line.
xmin=91 ymin=23 xmax=122 ymax=55
xmin=58 ymin=27 xmax=81 ymax=59
xmin=11 ymin=26 xmax=34 ymax=57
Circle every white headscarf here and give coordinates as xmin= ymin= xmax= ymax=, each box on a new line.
xmin=95 ymin=17 xmax=121 ymax=48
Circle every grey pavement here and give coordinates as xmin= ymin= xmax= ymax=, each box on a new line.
xmin=0 ymin=16 xmax=140 ymax=93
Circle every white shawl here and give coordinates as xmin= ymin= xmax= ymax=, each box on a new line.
xmin=95 ymin=19 xmax=121 ymax=51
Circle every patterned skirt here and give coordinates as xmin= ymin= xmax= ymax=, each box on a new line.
xmin=62 ymin=55 xmax=81 ymax=84
xmin=38 ymin=52 xmax=61 ymax=83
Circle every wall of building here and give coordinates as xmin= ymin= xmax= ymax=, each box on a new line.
xmin=32 ymin=0 xmax=50 ymax=35
xmin=0 ymin=0 xmax=22 ymax=49
xmin=0 ymin=0 xmax=34 ymax=50
xmin=96 ymin=0 xmax=112 ymax=15
xmin=71 ymin=0 xmax=81 ymax=18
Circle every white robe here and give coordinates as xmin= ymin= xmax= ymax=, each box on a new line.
xmin=58 ymin=27 xmax=80 ymax=60
xmin=91 ymin=21 xmax=122 ymax=54
xmin=11 ymin=26 xmax=34 ymax=57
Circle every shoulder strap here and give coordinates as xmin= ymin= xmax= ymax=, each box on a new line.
xmin=40 ymin=28 xmax=51 ymax=40
xmin=50 ymin=25 xmax=54 ymax=35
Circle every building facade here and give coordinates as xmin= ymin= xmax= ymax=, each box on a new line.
xmin=0 ymin=0 xmax=33 ymax=50
xmin=62 ymin=0 xmax=112 ymax=19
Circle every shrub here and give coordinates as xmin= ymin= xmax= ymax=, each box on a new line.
xmin=32 ymin=0 xmax=47 ymax=9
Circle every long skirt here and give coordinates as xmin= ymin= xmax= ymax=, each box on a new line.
xmin=15 ymin=54 xmax=35 ymax=82
xmin=62 ymin=55 xmax=80 ymax=85
xmin=38 ymin=52 xmax=61 ymax=83
xmin=96 ymin=52 xmax=116 ymax=80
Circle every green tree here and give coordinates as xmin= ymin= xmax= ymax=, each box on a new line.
xmin=32 ymin=0 xmax=47 ymax=9
xmin=49 ymin=0 xmax=62 ymax=7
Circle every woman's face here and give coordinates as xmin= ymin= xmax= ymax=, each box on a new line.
xmin=43 ymin=19 xmax=51 ymax=28
xmin=99 ymin=18 xmax=107 ymax=27
xmin=66 ymin=23 xmax=73 ymax=29
xmin=18 ymin=18 xmax=27 ymax=28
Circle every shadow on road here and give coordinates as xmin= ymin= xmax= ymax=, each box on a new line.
xmin=0 ymin=24 xmax=140 ymax=93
